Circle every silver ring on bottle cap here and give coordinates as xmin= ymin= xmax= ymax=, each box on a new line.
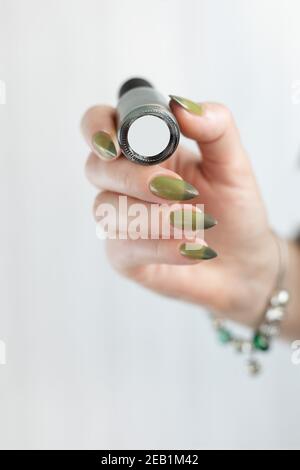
xmin=118 ymin=105 xmax=180 ymax=165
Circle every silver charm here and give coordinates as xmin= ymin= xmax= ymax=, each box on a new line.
xmin=271 ymin=289 xmax=290 ymax=308
xmin=212 ymin=317 xmax=224 ymax=329
xmin=266 ymin=307 xmax=284 ymax=322
xmin=233 ymin=339 xmax=244 ymax=353
xmin=259 ymin=323 xmax=280 ymax=338
xmin=247 ymin=359 xmax=261 ymax=376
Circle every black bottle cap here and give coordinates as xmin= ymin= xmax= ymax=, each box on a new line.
xmin=118 ymin=77 xmax=153 ymax=98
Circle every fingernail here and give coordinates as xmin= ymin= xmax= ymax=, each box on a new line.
xmin=149 ymin=176 xmax=199 ymax=201
xmin=179 ymin=243 xmax=218 ymax=260
xmin=169 ymin=95 xmax=204 ymax=116
xmin=92 ymin=131 xmax=117 ymax=160
xmin=170 ymin=210 xmax=217 ymax=230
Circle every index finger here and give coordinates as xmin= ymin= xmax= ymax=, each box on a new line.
xmin=81 ymin=105 xmax=121 ymax=161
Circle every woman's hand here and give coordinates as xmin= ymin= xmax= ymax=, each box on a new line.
xmin=82 ymin=96 xmax=279 ymax=328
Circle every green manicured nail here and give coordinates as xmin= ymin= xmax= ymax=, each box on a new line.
xmin=179 ymin=243 xmax=217 ymax=260
xmin=169 ymin=95 xmax=204 ymax=116
xmin=170 ymin=210 xmax=217 ymax=230
xmin=149 ymin=176 xmax=199 ymax=201
xmin=92 ymin=131 xmax=117 ymax=160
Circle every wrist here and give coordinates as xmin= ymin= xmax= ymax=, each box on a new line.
xmin=211 ymin=235 xmax=291 ymax=375
xmin=230 ymin=230 xmax=282 ymax=328
xmin=281 ymin=240 xmax=300 ymax=338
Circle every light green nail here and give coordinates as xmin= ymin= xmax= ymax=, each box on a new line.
xmin=180 ymin=243 xmax=218 ymax=260
xmin=149 ymin=176 xmax=199 ymax=201
xmin=169 ymin=95 xmax=204 ymax=116
xmin=170 ymin=210 xmax=217 ymax=230
xmin=92 ymin=131 xmax=117 ymax=160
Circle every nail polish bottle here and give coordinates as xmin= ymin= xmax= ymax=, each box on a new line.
xmin=117 ymin=78 xmax=180 ymax=165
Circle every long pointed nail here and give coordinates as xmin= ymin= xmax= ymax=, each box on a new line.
xmin=169 ymin=95 xmax=204 ymax=116
xmin=92 ymin=131 xmax=117 ymax=160
xmin=149 ymin=176 xmax=199 ymax=201
xmin=180 ymin=243 xmax=218 ymax=260
xmin=170 ymin=210 xmax=217 ymax=230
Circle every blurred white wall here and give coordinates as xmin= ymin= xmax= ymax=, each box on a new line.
xmin=0 ymin=0 xmax=300 ymax=450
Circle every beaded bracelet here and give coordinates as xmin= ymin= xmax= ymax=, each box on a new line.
xmin=210 ymin=236 xmax=290 ymax=376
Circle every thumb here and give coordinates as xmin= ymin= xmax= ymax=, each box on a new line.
xmin=169 ymin=96 xmax=252 ymax=184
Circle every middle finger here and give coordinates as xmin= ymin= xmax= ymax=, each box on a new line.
xmin=85 ymin=152 xmax=200 ymax=204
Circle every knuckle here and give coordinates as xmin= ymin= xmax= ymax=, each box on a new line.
xmin=84 ymin=152 xmax=97 ymax=181
xmin=153 ymin=239 xmax=162 ymax=261
xmin=120 ymin=167 xmax=133 ymax=193
xmin=80 ymin=106 xmax=98 ymax=131
xmin=132 ymin=264 xmax=160 ymax=286
xmin=105 ymin=239 xmax=130 ymax=273
xmin=215 ymin=102 xmax=234 ymax=127
xmin=84 ymin=153 xmax=93 ymax=178
xmin=93 ymin=191 xmax=106 ymax=217
xmin=81 ymin=104 xmax=113 ymax=127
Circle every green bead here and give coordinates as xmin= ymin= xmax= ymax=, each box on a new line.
xmin=217 ymin=328 xmax=232 ymax=344
xmin=253 ymin=332 xmax=270 ymax=352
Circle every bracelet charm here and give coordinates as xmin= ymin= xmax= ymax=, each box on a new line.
xmin=211 ymin=237 xmax=289 ymax=376
xmin=211 ymin=288 xmax=289 ymax=376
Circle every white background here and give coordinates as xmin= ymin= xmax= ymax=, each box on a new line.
xmin=0 ymin=0 xmax=300 ymax=450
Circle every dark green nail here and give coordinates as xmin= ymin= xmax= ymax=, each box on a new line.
xmin=170 ymin=210 xmax=217 ymax=230
xmin=169 ymin=95 xmax=204 ymax=116
xmin=180 ymin=243 xmax=218 ymax=260
xmin=92 ymin=131 xmax=117 ymax=160
xmin=149 ymin=176 xmax=199 ymax=201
